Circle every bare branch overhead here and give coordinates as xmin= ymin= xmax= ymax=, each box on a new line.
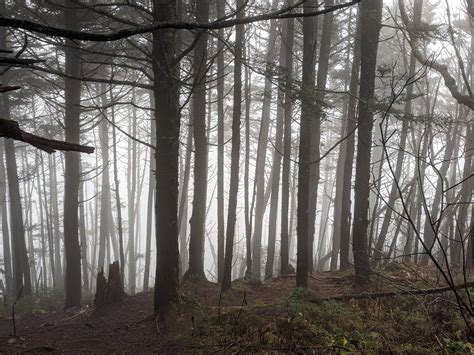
xmin=0 ymin=1 xmax=360 ymax=42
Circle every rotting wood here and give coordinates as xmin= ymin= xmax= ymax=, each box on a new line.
xmin=94 ymin=261 xmax=126 ymax=309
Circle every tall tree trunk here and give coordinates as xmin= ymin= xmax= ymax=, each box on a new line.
xmin=216 ymin=0 xmax=225 ymax=283
xmin=222 ymin=0 xmax=244 ymax=291
xmin=0 ymin=10 xmax=31 ymax=298
xmin=98 ymin=84 xmax=112 ymax=271
xmin=128 ymin=90 xmax=138 ymax=294
xmin=152 ymin=0 xmax=180 ymax=315
xmin=63 ymin=0 xmax=82 ymax=308
xmin=251 ymin=1 xmax=279 ymax=278
xmin=373 ymin=0 xmax=420 ymax=264
xmin=178 ymin=126 xmax=192 ymax=277
xmin=144 ymin=103 xmax=156 ymax=291
xmin=42 ymin=157 xmax=56 ymax=290
xmin=37 ymin=157 xmax=48 ymax=292
xmin=110 ymin=100 xmax=125 ymax=279
xmin=0 ymin=139 xmax=12 ymax=299
xmin=316 ymin=156 xmax=334 ymax=271
xmin=3 ymin=125 xmax=31 ymax=297
xmin=352 ymin=0 xmax=382 ymax=286
xmin=244 ymin=49 xmax=252 ymax=278
xmin=453 ymin=122 xmax=473 ymax=265
xmin=296 ymin=0 xmax=317 ymax=288
xmin=79 ymin=173 xmax=89 ymax=293
xmin=337 ymin=18 xmax=361 ymax=270
xmin=1 ymin=73 xmax=31 ymax=298
xmin=280 ymin=0 xmax=294 ymax=275
xmin=50 ymin=154 xmax=63 ymax=289
xmin=331 ymin=10 xmax=356 ymax=271
xmin=22 ymin=150 xmax=36 ymax=291
xmin=186 ymin=0 xmax=210 ymax=279
xmin=307 ymin=0 xmax=334 ymax=273
xmin=265 ymin=25 xmax=287 ymax=279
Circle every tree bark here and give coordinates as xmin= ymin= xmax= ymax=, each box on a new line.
xmin=352 ymin=0 xmax=382 ymax=286
xmin=251 ymin=1 xmax=279 ymax=278
xmin=296 ymin=0 xmax=317 ymax=288
xmin=222 ymin=0 xmax=244 ymax=291
xmin=152 ymin=0 xmax=180 ymax=315
xmin=280 ymin=0 xmax=294 ymax=275
xmin=307 ymin=0 xmax=334 ymax=273
xmin=186 ymin=0 xmax=210 ymax=279
xmin=216 ymin=0 xmax=225 ymax=284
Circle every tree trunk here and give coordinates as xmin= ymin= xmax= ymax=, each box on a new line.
xmin=63 ymin=0 xmax=82 ymax=308
xmin=251 ymin=1 xmax=279 ymax=278
xmin=308 ymin=0 xmax=334 ymax=273
xmin=373 ymin=0 xmax=420 ymax=264
xmin=50 ymin=153 xmax=63 ymax=289
xmin=280 ymin=0 xmax=294 ymax=275
xmin=331 ymin=10 xmax=356 ymax=271
xmin=79 ymin=173 xmax=89 ymax=293
xmin=143 ymin=101 xmax=156 ymax=291
xmin=127 ymin=90 xmax=138 ymax=294
xmin=337 ymin=18 xmax=361 ymax=270
xmin=222 ymin=0 xmax=244 ymax=291
xmin=0 ymin=139 xmax=12 ymax=299
xmin=186 ymin=0 xmax=210 ymax=279
xmin=152 ymin=0 xmax=180 ymax=315
xmin=98 ymin=84 xmax=112 ymax=271
xmin=265 ymin=22 xmax=287 ymax=279
xmin=296 ymin=0 xmax=317 ymax=288
xmin=216 ymin=0 xmax=226 ymax=284
xmin=1 ymin=90 xmax=31 ymax=298
xmin=111 ymin=100 xmax=125 ymax=281
xmin=244 ymin=52 xmax=252 ymax=278
xmin=352 ymin=0 xmax=382 ymax=286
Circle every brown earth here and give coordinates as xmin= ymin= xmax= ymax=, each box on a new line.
xmin=0 ymin=266 xmax=462 ymax=353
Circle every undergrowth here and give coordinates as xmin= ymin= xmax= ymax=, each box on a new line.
xmin=172 ymin=286 xmax=473 ymax=353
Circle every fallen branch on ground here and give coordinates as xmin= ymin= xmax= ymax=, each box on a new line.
xmin=317 ymin=282 xmax=474 ymax=302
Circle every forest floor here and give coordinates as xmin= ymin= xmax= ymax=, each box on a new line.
xmin=0 ymin=264 xmax=472 ymax=353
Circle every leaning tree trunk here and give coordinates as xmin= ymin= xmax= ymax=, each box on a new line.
xmin=373 ymin=0 xmax=421 ymax=264
xmin=352 ymin=0 xmax=382 ymax=286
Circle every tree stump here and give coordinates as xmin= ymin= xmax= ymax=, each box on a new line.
xmin=94 ymin=261 xmax=126 ymax=309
